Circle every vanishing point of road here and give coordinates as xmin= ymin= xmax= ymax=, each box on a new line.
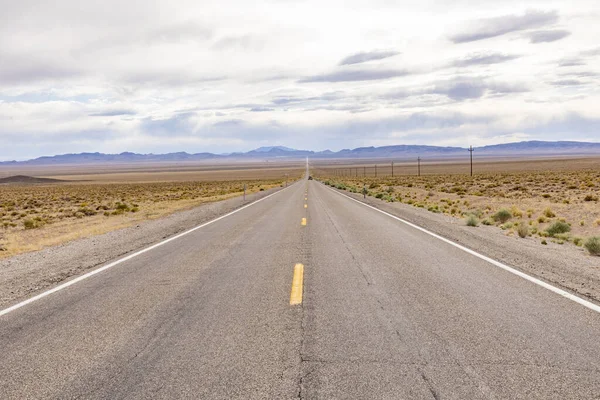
xmin=1 ymin=176 xmax=600 ymax=399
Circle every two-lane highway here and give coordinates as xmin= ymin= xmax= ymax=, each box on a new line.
xmin=1 ymin=178 xmax=600 ymax=399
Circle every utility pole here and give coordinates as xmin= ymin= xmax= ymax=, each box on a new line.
xmin=243 ymin=183 xmax=246 ymax=201
xmin=391 ymin=161 xmax=394 ymax=177
xmin=375 ymin=164 xmax=377 ymax=177
xmin=418 ymin=156 xmax=421 ymax=177
xmin=364 ymin=166 xmax=366 ymax=177
xmin=468 ymin=145 xmax=474 ymax=176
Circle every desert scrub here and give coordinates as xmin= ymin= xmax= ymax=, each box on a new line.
xmin=584 ymin=237 xmax=600 ymax=256
xmin=465 ymin=215 xmax=479 ymax=227
xmin=543 ymin=208 xmax=556 ymax=218
xmin=517 ymin=223 xmax=529 ymax=238
xmin=492 ymin=209 xmax=512 ymax=223
xmin=0 ymin=178 xmax=290 ymax=235
xmin=546 ymin=221 xmax=571 ymax=237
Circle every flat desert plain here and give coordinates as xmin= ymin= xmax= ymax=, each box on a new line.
xmin=0 ymin=160 xmax=304 ymax=258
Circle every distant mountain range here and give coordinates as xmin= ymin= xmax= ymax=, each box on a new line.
xmin=2 ymin=141 xmax=600 ymax=165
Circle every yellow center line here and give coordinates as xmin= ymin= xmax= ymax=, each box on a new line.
xmin=301 ymin=217 xmax=307 ymax=226
xmin=304 ymin=204 xmax=307 ymax=208
xmin=290 ymin=263 xmax=304 ymax=305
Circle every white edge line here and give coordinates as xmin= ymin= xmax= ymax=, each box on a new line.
xmin=0 ymin=182 xmax=299 ymax=318
xmin=321 ymin=182 xmax=600 ymax=314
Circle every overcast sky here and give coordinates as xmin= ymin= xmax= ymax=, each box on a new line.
xmin=1 ymin=0 xmax=600 ymax=160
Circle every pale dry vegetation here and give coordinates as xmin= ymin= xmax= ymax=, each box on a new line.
xmin=317 ymin=167 xmax=600 ymax=254
xmin=0 ymin=177 xmax=293 ymax=257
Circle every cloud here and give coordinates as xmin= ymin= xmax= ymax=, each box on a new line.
xmin=338 ymin=50 xmax=400 ymax=66
xmin=146 ymin=21 xmax=213 ymax=44
xmin=429 ymin=78 xmax=529 ymax=100
xmin=432 ymin=80 xmax=486 ymax=100
xmin=212 ymin=35 xmax=264 ymax=51
xmin=580 ymin=47 xmax=600 ymax=57
xmin=89 ymin=109 xmax=137 ymax=117
xmin=452 ymin=52 xmax=520 ymax=67
xmin=526 ymin=29 xmax=571 ymax=43
xmin=122 ymin=71 xmax=227 ymax=87
xmin=299 ymin=69 xmax=410 ymax=83
xmin=249 ymin=106 xmax=273 ymax=112
xmin=550 ymin=79 xmax=586 ymax=86
xmin=0 ymin=54 xmax=82 ymax=85
xmin=558 ymin=58 xmax=586 ymax=67
xmin=449 ymin=10 xmax=559 ymax=43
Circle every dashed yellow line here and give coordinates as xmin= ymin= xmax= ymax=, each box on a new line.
xmin=290 ymin=263 xmax=304 ymax=305
xmin=301 ymin=217 xmax=307 ymax=226
xmin=304 ymin=204 xmax=307 ymax=209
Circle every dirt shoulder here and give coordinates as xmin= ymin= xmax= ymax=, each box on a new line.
xmin=0 ymin=184 xmax=289 ymax=309
xmin=322 ymin=182 xmax=600 ymax=305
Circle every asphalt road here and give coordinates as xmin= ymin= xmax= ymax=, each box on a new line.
xmin=1 ymin=177 xmax=600 ymax=399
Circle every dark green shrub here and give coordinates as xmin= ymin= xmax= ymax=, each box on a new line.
xmin=584 ymin=237 xmax=600 ymax=256
xmin=546 ymin=221 xmax=571 ymax=237
xmin=492 ymin=209 xmax=512 ymax=223
xmin=466 ymin=215 xmax=479 ymax=227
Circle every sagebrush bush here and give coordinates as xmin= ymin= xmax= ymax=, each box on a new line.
xmin=23 ymin=219 xmax=36 ymax=229
xmin=546 ymin=221 xmax=571 ymax=237
xmin=517 ymin=223 xmax=529 ymax=238
xmin=492 ymin=209 xmax=512 ymax=223
xmin=466 ymin=215 xmax=479 ymax=227
xmin=584 ymin=237 xmax=600 ymax=256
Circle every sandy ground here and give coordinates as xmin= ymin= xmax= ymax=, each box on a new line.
xmin=0 ymin=184 xmax=288 ymax=308
xmin=325 ymin=183 xmax=600 ymax=305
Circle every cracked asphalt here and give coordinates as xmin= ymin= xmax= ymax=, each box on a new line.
xmin=1 ymin=177 xmax=600 ymax=399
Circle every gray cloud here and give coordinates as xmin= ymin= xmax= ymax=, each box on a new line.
xmin=249 ymin=107 xmax=274 ymax=112
xmin=432 ymin=80 xmax=486 ymax=100
xmin=146 ymin=21 xmax=213 ymax=44
xmin=526 ymin=29 xmax=570 ymax=43
xmin=559 ymin=58 xmax=586 ymax=67
xmin=0 ymin=54 xmax=82 ymax=85
xmin=122 ymin=71 xmax=227 ymax=87
xmin=338 ymin=50 xmax=400 ymax=66
xmin=299 ymin=69 xmax=410 ymax=83
xmin=452 ymin=52 xmax=520 ymax=67
xmin=212 ymin=35 xmax=264 ymax=51
xmin=558 ymin=71 xmax=599 ymax=78
xmin=89 ymin=109 xmax=137 ymax=117
xmin=449 ymin=10 xmax=559 ymax=43
xmin=430 ymin=78 xmax=529 ymax=100
xmin=550 ymin=79 xmax=586 ymax=86
xmin=580 ymin=47 xmax=600 ymax=57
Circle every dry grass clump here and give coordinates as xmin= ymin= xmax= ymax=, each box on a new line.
xmin=585 ymin=237 xmax=600 ymax=256
xmin=465 ymin=214 xmax=479 ymax=227
xmin=517 ymin=223 xmax=529 ymax=238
